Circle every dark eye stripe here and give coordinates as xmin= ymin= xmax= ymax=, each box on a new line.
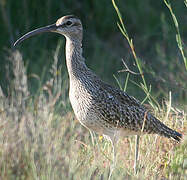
xmin=58 ymin=21 xmax=81 ymax=28
xmin=72 ymin=22 xmax=81 ymax=26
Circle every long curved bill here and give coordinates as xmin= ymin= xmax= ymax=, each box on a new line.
xmin=14 ymin=23 xmax=57 ymax=47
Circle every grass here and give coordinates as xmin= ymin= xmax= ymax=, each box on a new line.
xmin=163 ymin=0 xmax=187 ymax=70
xmin=0 ymin=0 xmax=187 ymax=179
xmin=0 ymin=48 xmax=186 ymax=179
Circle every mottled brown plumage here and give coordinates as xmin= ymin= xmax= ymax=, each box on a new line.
xmin=14 ymin=15 xmax=182 ymax=144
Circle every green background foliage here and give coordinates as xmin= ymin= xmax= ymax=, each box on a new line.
xmin=0 ymin=0 xmax=186 ymax=101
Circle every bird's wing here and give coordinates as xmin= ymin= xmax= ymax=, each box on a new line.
xmin=92 ymin=80 xmax=148 ymax=131
xmin=92 ymin=80 xmax=182 ymax=141
xmin=98 ymin=79 xmax=144 ymax=109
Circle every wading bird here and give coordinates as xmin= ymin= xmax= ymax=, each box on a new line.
xmin=14 ymin=15 xmax=182 ymax=177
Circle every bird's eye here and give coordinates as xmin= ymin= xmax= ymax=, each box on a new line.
xmin=66 ymin=21 xmax=72 ymax=26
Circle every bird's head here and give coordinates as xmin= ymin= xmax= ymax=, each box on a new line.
xmin=14 ymin=15 xmax=83 ymax=46
xmin=55 ymin=15 xmax=82 ymax=37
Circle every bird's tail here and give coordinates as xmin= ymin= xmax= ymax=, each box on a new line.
xmin=153 ymin=117 xmax=182 ymax=142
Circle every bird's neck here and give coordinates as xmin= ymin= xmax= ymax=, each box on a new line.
xmin=65 ymin=36 xmax=86 ymax=80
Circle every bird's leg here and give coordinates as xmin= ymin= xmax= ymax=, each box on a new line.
xmin=89 ymin=130 xmax=101 ymax=165
xmin=89 ymin=130 xmax=98 ymax=159
xmin=89 ymin=129 xmax=95 ymax=146
xmin=134 ymin=135 xmax=140 ymax=174
xmin=108 ymin=136 xmax=118 ymax=180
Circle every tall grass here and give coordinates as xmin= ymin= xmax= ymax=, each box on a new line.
xmin=0 ymin=43 xmax=186 ymax=180
xmin=163 ymin=0 xmax=187 ymax=70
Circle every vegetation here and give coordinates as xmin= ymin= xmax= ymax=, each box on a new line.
xmin=0 ymin=0 xmax=186 ymax=179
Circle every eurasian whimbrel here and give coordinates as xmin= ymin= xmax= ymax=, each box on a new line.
xmin=14 ymin=15 xmax=182 ymax=173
